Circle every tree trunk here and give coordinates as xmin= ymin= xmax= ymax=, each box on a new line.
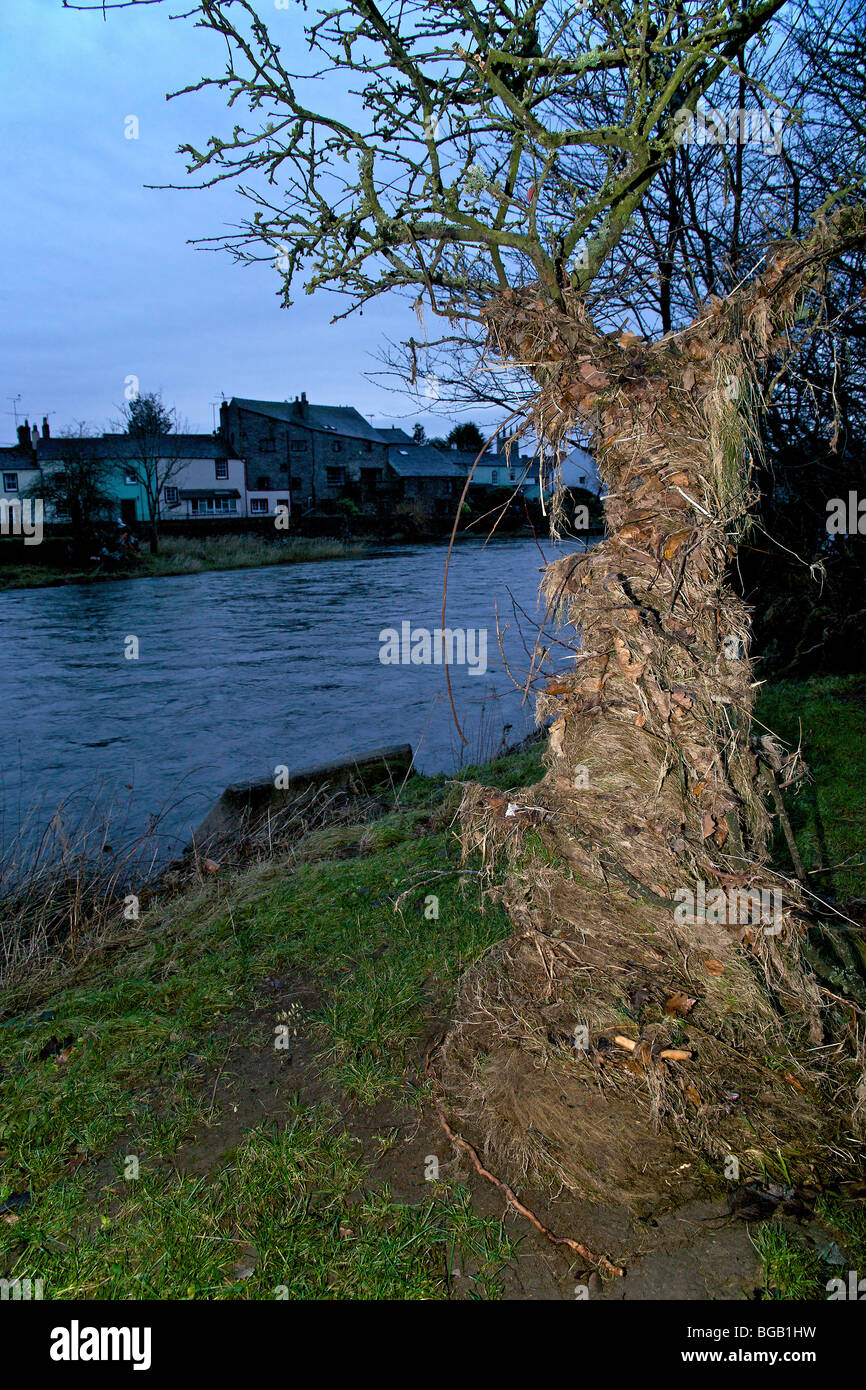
xmin=434 ymin=213 xmax=866 ymax=1221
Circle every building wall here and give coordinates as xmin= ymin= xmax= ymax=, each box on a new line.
xmin=0 ymin=462 xmax=48 ymax=527
xmin=220 ymin=401 xmax=391 ymax=511
xmin=312 ymin=433 xmax=389 ymax=503
xmin=158 ymin=455 xmax=248 ymax=520
xmin=221 ymin=402 xmax=313 ymax=507
xmin=244 ymin=489 xmax=292 ymax=520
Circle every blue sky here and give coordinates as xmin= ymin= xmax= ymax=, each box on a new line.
xmin=0 ymin=0 xmax=495 ymax=443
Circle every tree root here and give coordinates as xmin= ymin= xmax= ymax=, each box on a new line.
xmin=424 ymin=1039 xmax=624 ymax=1278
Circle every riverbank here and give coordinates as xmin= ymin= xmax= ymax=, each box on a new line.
xmin=1 ymin=675 xmax=864 ymax=1300
xmin=0 ymin=534 xmax=368 ymax=590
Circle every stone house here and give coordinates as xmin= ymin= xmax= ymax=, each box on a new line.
xmin=219 ymin=395 xmax=393 ymax=515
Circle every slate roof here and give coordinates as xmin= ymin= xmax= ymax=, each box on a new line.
xmin=229 ymin=398 xmax=388 ymax=444
xmin=377 ymin=427 xmax=414 ymax=444
xmin=37 ymin=434 xmax=240 ymax=462
xmin=386 ymin=444 xmax=468 ymax=479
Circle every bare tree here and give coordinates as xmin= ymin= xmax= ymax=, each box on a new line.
xmin=26 ymin=426 xmax=116 ymax=561
xmin=116 ymin=391 xmax=184 ymax=555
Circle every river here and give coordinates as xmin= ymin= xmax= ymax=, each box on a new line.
xmin=0 ymin=536 xmax=584 ymax=858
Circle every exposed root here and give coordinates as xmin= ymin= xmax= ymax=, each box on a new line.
xmin=425 ymin=1040 xmax=624 ymax=1277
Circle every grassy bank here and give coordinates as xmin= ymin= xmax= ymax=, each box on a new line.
xmin=0 ymin=680 xmax=864 ymax=1300
xmin=0 ymin=534 xmax=367 ymax=591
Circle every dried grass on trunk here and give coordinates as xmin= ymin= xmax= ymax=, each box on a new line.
xmin=434 ymin=209 xmax=866 ymax=1214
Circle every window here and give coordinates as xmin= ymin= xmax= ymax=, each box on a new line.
xmin=124 ymin=471 xmax=137 ymax=486
xmin=2 ymin=472 xmax=18 ymax=492
xmin=215 ymin=458 xmax=229 ymax=479
xmin=331 ymin=440 xmax=343 ymax=453
xmin=256 ymin=475 xmax=270 ymax=490
xmin=289 ymin=477 xmax=302 ymax=489
xmin=276 ymin=498 xmax=289 ymax=510
xmin=290 ymin=439 xmax=308 ymax=452
xmin=362 ymin=441 xmax=373 ymax=453
xmin=191 ymin=496 xmax=237 ymax=515
xmin=250 ymin=498 xmax=268 ymax=515
xmin=491 ymin=470 xmax=499 ymax=484
xmin=361 ymin=468 xmax=383 ymax=485
xmin=163 ymin=486 xmax=179 ymax=505
xmin=326 ymin=467 xmax=346 ymax=487
xmin=261 ymin=438 xmax=276 ymax=452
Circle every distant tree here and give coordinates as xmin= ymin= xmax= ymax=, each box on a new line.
xmin=116 ymin=392 xmax=183 ymax=555
xmin=447 ymin=423 xmax=485 ymax=454
xmin=412 ymin=423 xmax=426 ymax=445
xmin=26 ymin=426 xmax=115 ymax=561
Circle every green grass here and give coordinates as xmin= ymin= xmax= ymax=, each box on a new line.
xmin=0 ymin=751 xmax=538 ymax=1299
xmin=756 ymin=674 xmax=866 ymax=900
xmin=750 ymin=1225 xmax=828 ymax=1301
xmin=751 ymin=1198 xmax=866 ymax=1301
xmin=5 ymin=1104 xmax=511 ymax=1300
xmin=0 ymin=535 xmax=366 ymax=590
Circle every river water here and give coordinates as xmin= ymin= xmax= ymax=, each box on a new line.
xmin=0 ymin=536 xmax=584 ymax=858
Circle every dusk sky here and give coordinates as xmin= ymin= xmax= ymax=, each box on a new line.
xmin=0 ymin=1 xmax=495 ymax=444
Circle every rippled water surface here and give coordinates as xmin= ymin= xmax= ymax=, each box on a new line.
xmin=0 ymin=537 xmax=582 ymax=854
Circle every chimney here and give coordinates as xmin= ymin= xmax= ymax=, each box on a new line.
xmin=300 ymin=391 xmax=308 ymax=418
xmin=17 ymin=423 xmax=29 ymax=450
xmin=42 ymin=416 xmax=50 ymax=439
xmin=31 ymin=424 xmax=40 ymax=447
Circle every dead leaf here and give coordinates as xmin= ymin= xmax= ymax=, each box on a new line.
xmin=660 ymin=1048 xmax=693 ymax=1062
xmin=549 ymin=717 xmax=566 ymax=758
xmin=578 ymin=360 xmax=611 ymax=388
xmin=612 ymin=635 xmax=646 ymax=681
xmin=663 ymin=529 xmax=691 ymax=560
xmin=664 ymin=992 xmax=697 ymax=1017
xmin=703 ymin=959 xmax=725 ymax=976
xmin=684 ymin=1085 xmax=702 ymax=1107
